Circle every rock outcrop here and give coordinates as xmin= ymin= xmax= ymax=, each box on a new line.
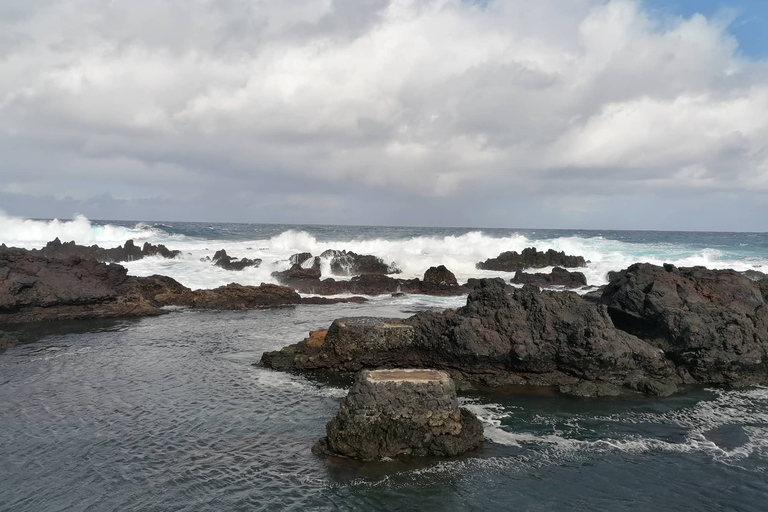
xmin=261 ymin=280 xmax=680 ymax=395
xmin=312 ymin=369 xmax=483 ymax=460
xmin=477 ymin=247 xmax=586 ymax=272
xmin=272 ymin=265 xmax=468 ymax=297
xmin=211 ymin=249 xmax=262 ymax=271
xmin=0 ymin=247 xmax=360 ymax=324
xmin=320 ymin=249 xmax=400 ymax=276
xmin=600 ymin=263 xmax=768 ymax=386
xmin=511 ymin=267 xmax=588 ymax=288
xmin=26 ymin=238 xmax=181 ymax=262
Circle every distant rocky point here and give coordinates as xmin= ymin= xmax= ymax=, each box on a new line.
xmin=17 ymin=237 xmax=181 ymax=263
xmin=477 ymin=247 xmax=586 ymax=272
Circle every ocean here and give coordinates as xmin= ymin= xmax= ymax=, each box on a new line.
xmin=1 ymin=214 xmax=767 ymax=511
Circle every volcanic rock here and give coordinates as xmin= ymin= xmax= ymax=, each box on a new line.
xmin=0 ymin=246 xmax=338 ymax=324
xmin=477 ymin=247 xmax=586 ymax=272
xmin=0 ymin=331 xmax=18 ymax=353
xmin=511 ymin=267 xmax=588 ymax=288
xmin=320 ymin=249 xmax=400 ymax=276
xmin=312 ymin=369 xmax=483 ymax=460
xmin=272 ymin=257 xmax=322 ymax=282
xmin=261 ymin=279 xmax=679 ymax=395
xmin=212 ymin=249 xmax=262 ymax=271
xmin=33 ymin=238 xmax=181 ymax=263
xmin=600 ymin=263 xmax=768 ymax=385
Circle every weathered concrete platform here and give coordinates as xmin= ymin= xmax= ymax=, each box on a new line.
xmin=313 ymin=368 xmax=483 ymax=460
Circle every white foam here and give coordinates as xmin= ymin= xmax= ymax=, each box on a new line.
xmin=3 ymin=212 xmax=768 ymax=291
xmin=460 ymin=387 xmax=768 ymax=470
xmin=0 ymin=211 xmax=164 ymax=249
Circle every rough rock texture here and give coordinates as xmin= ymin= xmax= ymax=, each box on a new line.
xmin=272 ymin=257 xmax=322 ymax=282
xmin=320 ymin=249 xmax=400 ymax=276
xmin=511 ymin=267 xmax=588 ymax=288
xmin=0 ymin=247 xmax=358 ymax=324
xmin=25 ymin=238 xmax=181 ymax=262
xmin=211 ymin=249 xmax=262 ymax=271
xmin=312 ymin=369 xmax=483 ymax=460
xmin=600 ymin=263 xmax=768 ymax=385
xmin=262 ymin=279 xmax=680 ymax=395
xmin=272 ymin=266 xmax=469 ymax=297
xmin=477 ymin=247 xmax=586 ymax=272
xmin=0 ymin=331 xmax=18 ymax=353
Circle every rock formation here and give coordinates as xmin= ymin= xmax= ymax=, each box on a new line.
xmin=319 ymin=249 xmax=400 ymax=276
xmin=24 ymin=238 xmax=181 ymax=262
xmin=272 ymin=265 xmax=468 ymax=297
xmin=261 ymin=281 xmax=680 ymax=396
xmin=477 ymin=247 xmax=586 ymax=272
xmin=211 ymin=249 xmax=262 ymax=271
xmin=600 ymin=263 xmax=768 ymax=386
xmin=0 ymin=247 xmax=362 ymax=324
xmin=312 ymin=369 xmax=483 ymax=460
xmin=511 ymin=267 xmax=588 ymax=288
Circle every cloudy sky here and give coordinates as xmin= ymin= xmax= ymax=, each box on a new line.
xmin=1 ymin=0 xmax=768 ymax=230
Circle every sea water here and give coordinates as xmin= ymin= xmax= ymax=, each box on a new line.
xmin=0 ymin=213 xmax=767 ymax=511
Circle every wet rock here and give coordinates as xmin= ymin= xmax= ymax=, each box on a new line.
xmin=262 ymin=279 xmax=679 ymax=395
xmin=312 ymin=369 xmax=483 ymax=460
xmin=742 ymin=269 xmax=767 ymax=282
xmin=0 ymin=247 xmax=320 ymax=324
xmin=212 ymin=249 xmax=262 ymax=271
xmin=0 ymin=331 xmax=18 ymax=353
xmin=272 ymin=257 xmax=322 ymax=282
xmin=511 ymin=267 xmax=588 ymax=288
xmin=423 ymin=265 xmax=458 ymax=287
xmin=320 ymin=249 xmax=400 ymax=276
xmin=158 ymin=283 xmax=300 ymax=310
xmin=600 ymin=263 xmax=768 ymax=385
xmin=477 ymin=247 xmax=586 ymax=272
xmin=33 ymin=238 xmax=180 ymax=263
xmin=290 ymin=252 xmax=314 ymax=266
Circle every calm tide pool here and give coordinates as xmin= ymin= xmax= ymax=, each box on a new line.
xmin=1 ymin=302 xmax=767 ymax=511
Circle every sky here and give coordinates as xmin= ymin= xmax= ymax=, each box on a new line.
xmin=1 ymin=0 xmax=768 ymax=231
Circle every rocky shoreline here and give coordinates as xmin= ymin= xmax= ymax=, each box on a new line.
xmin=0 ymin=245 xmax=366 ymax=332
xmin=3 ymin=239 xmax=767 ymax=400
xmin=262 ymin=264 xmax=768 ymax=397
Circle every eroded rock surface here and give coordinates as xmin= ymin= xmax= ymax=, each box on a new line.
xmin=477 ymin=247 xmax=586 ymax=272
xmin=312 ymin=369 xmax=483 ymax=460
xmin=511 ymin=267 xmax=588 ymax=288
xmin=211 ymin=249 xmax=262 ymax=271
xmin=261 ymin=280 xmax=680 ymax=395
xmin=600 ymin=263 xmax=768 ymax=385
xmin=25 ymin=238 xmax=181 ymax=262
xmin=0 ymin=247 xmax=356 ymax=324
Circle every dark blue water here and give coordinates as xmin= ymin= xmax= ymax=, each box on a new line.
xmin=1 ymin=303 xmax=767 ymax=511
xmin=2 ymin=220 xmax=768 ymax=511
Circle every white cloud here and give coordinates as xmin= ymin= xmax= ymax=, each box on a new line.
xmin=1 ymin=0 xmax=768 ymax=224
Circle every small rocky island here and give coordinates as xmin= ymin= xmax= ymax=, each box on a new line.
xmin=313 ymin=369 xmax=483 ymax=460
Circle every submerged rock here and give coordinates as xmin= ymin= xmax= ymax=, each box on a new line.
xmin=477 ymin=247 xmax=586 ymax=272
xmin=312 ymin=369 xmax=483 ymax=460
xmin=0 ymin=331 xmax=18 ymax=353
